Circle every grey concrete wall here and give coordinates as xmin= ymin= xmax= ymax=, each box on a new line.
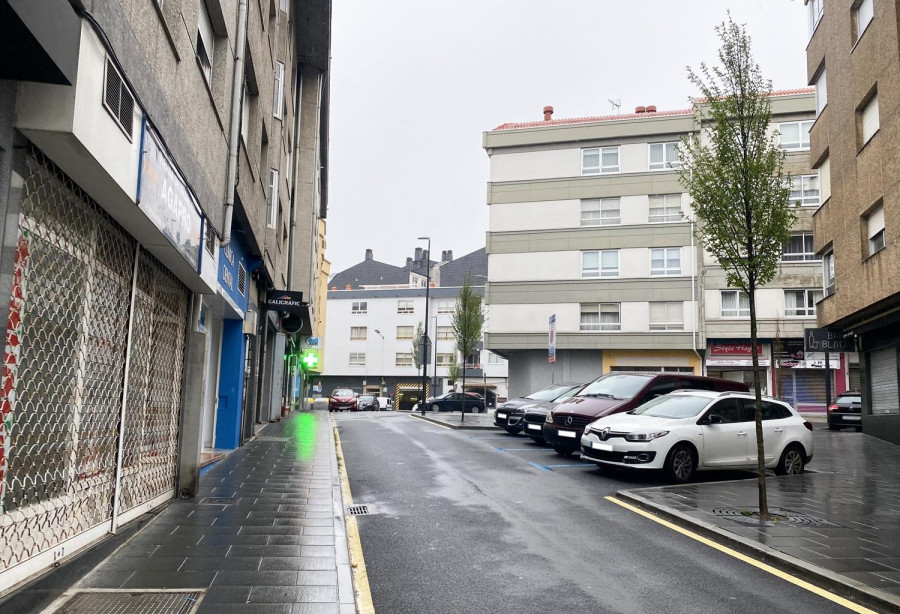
xmin=506 ymin=349 xmax=601 ymax=398
xmin=177 ymin=329 xmax=208 ymax=497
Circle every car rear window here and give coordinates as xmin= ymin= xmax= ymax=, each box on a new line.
xmin=838 ymin=395 xmax=861 ymax=405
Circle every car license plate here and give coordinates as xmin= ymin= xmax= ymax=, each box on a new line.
xmin=592 ymin=442 xmax=613 ymax=451
xmin=844 ymin=415 xmax=861 ymax=421
xmin=558 ymin=430 xmax=576 ymax=438
xmin=527 ymin=423 xmax=541 ymax=431
xmin=497 ymin=413 xmax=508 ymax=419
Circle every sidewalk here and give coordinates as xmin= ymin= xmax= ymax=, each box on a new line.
xmin=618 ymin=429 xmax=900 ymax=612
xmin=42 ymin=409 xmax=356 ymax=614
xmin=407 ymin=409 xmax=501 ymax=430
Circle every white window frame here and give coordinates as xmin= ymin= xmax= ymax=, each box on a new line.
xmin=436 ymin=326 xmax=453 ymax=340
xmin=866 ymin=204 xmax=886 ymax=256
xmin=778 ymin=121 xmax=813 ymax=151
xmin=273 ymin=61 xmax=285 ymax=119
xmin=861 ymin=93 xmax=880 ymax=145
xmin=599 ymin=303 xmax=621 ymax=331
xmin=824 ymin=250 xmax=836 ymax=296
xmin=650 ymin=247 xmax=682 ymax=276
xmin=196 ymin=1 xmax=215 ymax=85
xmin=351 ymin=301 xmax=367 ymax=314
xmin=809 ymin=0 xmax=824 ymax=36
xmin=581 ymin=198 xmax=620 ymax=226
xmin=814 ymin=69 xmax=827 ymax=116
xmin=397 ymin=300 xmax=414 ymax=314
xmin=648 ymin=142 xmax=681 ymax=171
xmin=789 ymin=174 xmax=820 ymax=206
xmin=782 ymin=232 xmax=819 ymax=262
xmin=649 ymin=302 xmax=684 ymax=331
xmin=580 ymin=303 xmax=621 ymax=332
xmin=582 ymin=146 xmax=619 ymax=175
xmin=350 ymin=326 xmax=367 ymax=340
xmin=436 ymin=353 xmax=454 ymax=366
xmin=784 ymin=289 xmax=822 ymax=317
xmin=720 ymin=290 xmax=750 ymax=318
xmin=396 ymin=326 xmax=414 ymax=340
xmin=395 ymin=352 xmax=413 ymax=367
xmin=855 ymin=0 xmax=874 ymax=42
xmin=487 ymin=352 xmax=505 ymax=364
xmin=349 ymin=353 xmax=366 ymax=367
xmin=648 ymin=194 xmax=682 ymax=223
xmin=267 ymin=169 xmax=278 ymax=228
xmin=437 ymin=299 xmax=455 ymax=314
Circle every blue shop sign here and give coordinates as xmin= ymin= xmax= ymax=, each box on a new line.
xmin=136 ymin=121 xmax=203 ymax=270
xmin=218 ymin=235 xmax=250 ymax=314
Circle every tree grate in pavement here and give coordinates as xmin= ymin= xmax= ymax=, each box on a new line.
xmin=54 ymin=590 xmax=202 ymax=614
xmin=347 ymin=505 xmax=370 ymax=515
xmin=254 ymin=436 xmax=291 ymax=442
xmin=200 ymin=497 xmax=240 ymax=505
xmin=712 ymin=507 xmax=840 ymax=528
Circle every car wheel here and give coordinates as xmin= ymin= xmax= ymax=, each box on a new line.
xmin=430 ymin=404 xmax=440 ymax=412
xmin=553 ymin=444 xmax=574 ymax=457
xmin=664 ymin=444 xmax=696 ymax=484
xmin=775 ymin=444 xmax=805 ymax=476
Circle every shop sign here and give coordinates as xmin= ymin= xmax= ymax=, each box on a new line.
xmin=804 ymin=327 xmax=853 ymax=353
xmin=709 ymin=343 xmax=763 ymax=356
xmin=263 ymin=290 xmax=304 ymax=313
xmin=217 ymin=235 xmax=249 ymax=315
xmin=706 ymin=358 xmax=771 ymax=367
xmin=305 ymin=337 xmax=320 ymax=348
xmin=137 ymin=122 xmax=203 ymax=270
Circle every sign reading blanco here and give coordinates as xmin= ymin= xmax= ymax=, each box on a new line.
xmin=137 ymin=122 xmax=203 ymax=270
xmin=263 ymin=290 xmax=304 ymax=313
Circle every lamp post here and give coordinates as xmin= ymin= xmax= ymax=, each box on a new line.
xmin=418 ymin=236 xmax=431 ymax=416
xmin=373 ymin=329 xmax=384 ymax=395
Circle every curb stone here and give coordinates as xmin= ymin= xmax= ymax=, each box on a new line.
xmin=616 ymin=489 xmax=900 ymax=614
xmin=409 ymin=413 xmax=501 ymax=431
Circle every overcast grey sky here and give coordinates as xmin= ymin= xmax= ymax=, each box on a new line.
xmin=326 ymin=0 xmax=809 ymax=278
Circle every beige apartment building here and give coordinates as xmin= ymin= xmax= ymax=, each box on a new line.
xmin=806 ymin=0 xmax=900 ymax=443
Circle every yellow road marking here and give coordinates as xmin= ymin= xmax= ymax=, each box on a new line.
xmin=605 ymin=496 xmax=878 ymax=613
xmin=408 ymin=414 xmax=454 ymax=429
xmin=333 ymin=423 xmax=375 ymax=614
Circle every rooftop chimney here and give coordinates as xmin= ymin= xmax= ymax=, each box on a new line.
xmin=414 ymin=247 xmax=423 ymax=262
xmin=441 ymin=250 xmax=454 ymax=262
xmin=635 ymin=106 xmax=646 ymax=114
xmin=646 ymin=105 xmax=657 ymax=113
xmin=406 ymin=257 xmax=413 ymax=268
xmin=543 ymin=105 xmax=554 ymax=121
xmin=365 ymin=248 xmax=373 ymax=261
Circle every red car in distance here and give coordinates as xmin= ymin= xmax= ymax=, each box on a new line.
xmin=329 ymin=388 xmax=357 ymax=412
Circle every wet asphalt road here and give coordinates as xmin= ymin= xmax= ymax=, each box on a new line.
xmin=336 ymin=412 xmax=853 ymax=614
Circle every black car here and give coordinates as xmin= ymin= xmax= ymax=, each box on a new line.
xmin=828 ymin=391 xmax=862 ymax=430
xmin=424 ymin=392 xmax=486 ymax=413
xmin=494 ymin=383 xmax=584 ymax=435
xmin=358 ymin=394 xmax=378 ymax=411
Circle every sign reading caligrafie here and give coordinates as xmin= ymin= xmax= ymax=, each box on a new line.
xmin=137 ymin=122 xmax=203 ymax=270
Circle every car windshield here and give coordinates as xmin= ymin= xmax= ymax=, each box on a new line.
xmin=553 ymin=387 xmax=583 ymax=402
xmin=526 ymin=384 xmax=578 ymax=402
xmin=577 ymin=374 xmax=652 ymax=400
xmin=632 ymin=394 xmax=711 ymax=419
xmin=333 ymin=389 xmax=353 ymax=397
xmin=838 ymin=395 xmax=861 ymax=404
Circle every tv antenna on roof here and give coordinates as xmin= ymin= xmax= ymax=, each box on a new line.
xmin=608 ymin=98 xmax=621 ymax=114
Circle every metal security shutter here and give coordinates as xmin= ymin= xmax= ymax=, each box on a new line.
xmin=849 ymin=367 xmax=861 ymax=392
xmin=778 ymin=370 xmax=826 ymax=407
xmin=870 ymin=347 xmax=899 ymax=415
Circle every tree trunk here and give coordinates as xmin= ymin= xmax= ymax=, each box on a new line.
xmin=748 ymin=282 xmax=769 ymax=520
xmin=461 ymin=370 xmax=466 ymax=423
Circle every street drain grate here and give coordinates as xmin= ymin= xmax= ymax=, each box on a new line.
xmin=55 ymin=590 xmax=202 ymax=614
xmin=200 ymin=497 xmax=239 ymax=505
xmin=255 ymin=436 xmax=290 ymax=442
xmin=712 ymin=507 xmax=839 ymax=528
xmin=347 ymin=505 xmax=370 ymax=516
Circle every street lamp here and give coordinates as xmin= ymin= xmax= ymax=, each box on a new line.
xmin=373 ymin=329 xmax=384 ymax=394
xmin=418 ymin=236 xmax=431 ymax=416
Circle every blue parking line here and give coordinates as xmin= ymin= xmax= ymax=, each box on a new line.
xmin=491 ymin=446 xmax=508 ymax=453
xmin=529 ymin=462 xmax=551 ymax=472
xmin=544 ymin=463 xmax=595 ymax=469
xmin=465 ymin=434 xmax=512 ymax=440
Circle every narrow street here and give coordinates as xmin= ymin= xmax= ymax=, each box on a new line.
xmin=337 ymin=412 xmax=852 ymax=614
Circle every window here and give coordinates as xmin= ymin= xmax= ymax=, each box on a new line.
xmin=351 ymin=301 xmax=367 ymax=314
xmin=436 ymin=299 xmax=455 ymax=314
xmin=582 ymin=147 xmax=619 ymax=174
xmin=814 ymin=69 xmax=827 ymax=116
xmin=581 ymin=198 xmax=620 ymax=226
xmin=487 ymin=352 xmax=505 ymax=364
xmin=785 ymin=289 xmax=822 ymax=317
xmin=649 ymin=142 xmax=680 ymax=171
xmin=721 ymin=290 xmax=750 ymax=318
xmin=280 ymin=0 xmax=289 ymax=15
xmin=650 ymin=248 xmax=682 ymax=276
xmin=819 ymin=155 xmax=831 ymax=203
xmin=855 ymin=0 xmax=874 ymax=42
xmin=860 ymin=92 xmax=880 ymax=145
xmin=240 ymin=83 xmax=250 ymax=145
xmin=349 ymin=353 xmax=366 ymax=367
xmin=437 ymin=326 xmax=453 ymax=339
xmin=778 ymin=121 xmax=813 ymax=150
xmin=808 ymin=0 xmax=823 ymax=35
xmin=866 ymin=204 xmax=886 ymax=256
xmin=582 ymin=250 xmax=618 ymax=278
xmin=196 ymin=1 xmax=214 ymax=85
xmin=599 ymin=303 xmax=621 ymax=331
xmin=789 ymin=175 xmax=820 ymax=206
xmin=823 ymin=250 xmax=836 ymax=296
xmin=350 ymin=326 xmax=367 ymax=340
xmin=267 ymin=169 xmax=278 ymax=228
xmin=436 ymin=353 xmax=454 ymax=366
xmin=396 ymin=326 xmax=414 ymax=340
xmin=395 ymin=353 xmax=413 ymax=367
xmin=782 ymin=233 xmax=819 ymax=262
xmin=581 ymin=303 xmax=620 ymax=331
xmin=273 ymin=61 xmax=285 ymax=119
xmin=103 ymin=59 xmax=135 ymax=139
xmin=648 ymin=194 xmax=682 ymax=222
xmin=397 ymin=300 xmax=414 ymax=314
xmin=649 ymin=302 xmax=683 ymax=331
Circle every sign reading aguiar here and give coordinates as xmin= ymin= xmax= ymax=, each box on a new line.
xmin=263 ymin=290 xmax=304 ymax=314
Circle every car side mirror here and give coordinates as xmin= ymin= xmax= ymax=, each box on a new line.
xmin=707 ymin=413 xmax=723 ymax=425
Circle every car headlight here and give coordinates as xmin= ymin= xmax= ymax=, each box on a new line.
xmin=545 ymin=411 xmax=554 ymax=424
xmin=583 ymin=421 xmax=596 ymax=435
xmin=624 ymin=431 xmax=669 ymax=442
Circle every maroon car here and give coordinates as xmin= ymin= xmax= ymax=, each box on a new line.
xmin=543 ymin=372 xmax=749 ymax=456
xmin=328 ymin=388 xmax=358 ymax=412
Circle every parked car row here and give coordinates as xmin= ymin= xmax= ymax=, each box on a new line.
xmin=495 ymin=372 xmax=815 ymax=484
xmin=328 ymin=389 xmax=393 ymax=412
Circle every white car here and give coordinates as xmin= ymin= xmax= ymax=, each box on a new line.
xmin=579 ymin=390 xmax=814 ymax=483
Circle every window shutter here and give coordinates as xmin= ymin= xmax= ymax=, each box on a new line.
xmin=868 ymin=205 xmax=885 ymax=239
xmin=870 ymin=348 xmax=899 ymax=414
xmin=862 ymin=94 xmax=880 ymax=143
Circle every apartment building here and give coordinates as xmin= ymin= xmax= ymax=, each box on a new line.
xmin=806 ymin=0 xmax=900 ymax=443
xmin=483 ymin=92 xmax=846 ymax=402
xmin=0 ymin=0 xmax=329 ymax=591
xmin=321 ymin=248 xmax=508 ymax=409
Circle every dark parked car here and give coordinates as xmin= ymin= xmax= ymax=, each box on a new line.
xmin=828 ymin=391 xmax=862 ymax=430
xmin=521 ymin=386 xmax=587 ymax=443
xmin=494 ymin=383 xmax=584 ymax=435
xmin=424 ymin=392 xmax=486 ymax=413
xmin=544 ymin=372 xmax=750 ymax=456
xmin=357 ymin=394 xmax=378 ymax=411
xmin=328 ymin=388 xmax=357 ymax=412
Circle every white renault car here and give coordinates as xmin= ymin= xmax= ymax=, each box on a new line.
xmin=580 ymin=390 xmax=814 ymax=483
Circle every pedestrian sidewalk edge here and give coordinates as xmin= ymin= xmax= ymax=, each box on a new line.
xmin=409 ymin=413 xmax=499 ymax=431
xmin=615 ymin=489 xmax=900 ymax=614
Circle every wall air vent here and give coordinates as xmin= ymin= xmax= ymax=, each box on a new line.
xmin=103 ymin=58 xmax=135 ymax=140
xmin=238 ymin=263 xmax=247 ymax=296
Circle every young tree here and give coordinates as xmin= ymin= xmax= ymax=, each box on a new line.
xmin=446 ymin=351 xmax=461 ymax=390
xmin=411 ymin=321 xmax=424 ymax=370
xmin=451 ymin=275 xmax=484 ymax=423
xmin=678 ymin=16 xmax=795 ymax=520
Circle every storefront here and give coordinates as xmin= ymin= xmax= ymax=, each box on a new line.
xmin=603 ymin=349 xmax=701 ymax=375
xmin=773 ymin=339 xmax=845 ymax=411
xmin=705 ymin=341 xmax=771 ymax=393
